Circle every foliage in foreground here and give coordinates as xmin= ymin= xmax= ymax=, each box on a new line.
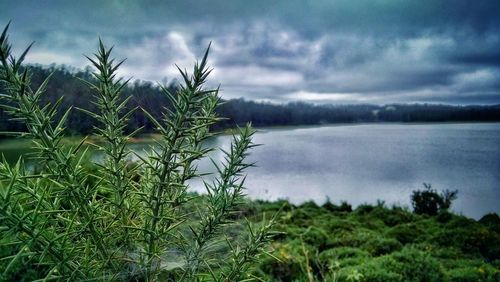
xmin=248 ymin=199 xmax=500 ymax=281
xmin=0 ymin=23 xmax=275 ymax=281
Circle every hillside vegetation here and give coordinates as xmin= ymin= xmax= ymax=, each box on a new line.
xmin=247 ymin=198 xmax=500 ymax=281
xmin=1 ymin=64 xmax=499 ymax=137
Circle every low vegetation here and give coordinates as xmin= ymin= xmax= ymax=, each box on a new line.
xmin=248 ymin=196 xmax=500 ymax=281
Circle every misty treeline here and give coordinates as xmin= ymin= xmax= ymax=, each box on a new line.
xmin=1 ymin=64 xmax=499 ymax=136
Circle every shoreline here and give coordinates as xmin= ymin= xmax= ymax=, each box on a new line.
xmin=1 ymin=120 xmax=499 ymax=142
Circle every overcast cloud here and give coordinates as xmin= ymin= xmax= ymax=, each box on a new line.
xmin=1 ymin=0 xmax=499 ymax=104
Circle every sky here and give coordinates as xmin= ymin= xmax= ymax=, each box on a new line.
xmin=1 ymin=0 xmax=499 ymax=105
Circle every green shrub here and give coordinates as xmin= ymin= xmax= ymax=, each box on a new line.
xmin=411 ymin=183 xmax=458 ymax=216
xmin=300 ymin=200 xmax=320 ymax=210
xmin=326 ymin=218 xmax=360 ymax=233
xmin=301 ymin=226 xmax=332 ymax=251
xmin=382 ymin=207 xmax=415 ymax=227
xmin=355 ymin=203 xmax=375 ymax=215
xmin=431 ymin=247 xmax=465 ymax=261
xmin=335 ymin=256 xmax=402 ymax=282
xmin=387 ymin=223 xmax=423 ymax=244
xmin=323 ymin=199 xmax=352 ymax=213
xmin=356 ymin=215 xmax=386 ymax=231
xmin=250 ymin=200 xmax=499 ymax=281
xmin=479 ymin=213 xmax=500 ymax=234
xmin=260 ymin=239 xmax=315 ymax=281
xmin=256 ymin=199 xmax=295 ymax=213
xmin=447 ymin=265 xmax=500 ymax=282
xmin=433 ymin=221 xmax=500 ymax=261
xmin=436 ymin=210 xmax=454 ymax=223
xmin=448 ymin=267 xmax=482 ymax=282
xmin=257 ymin=255 xmax=303 ymax=281
xmin=389 ymin=247 xmax=446 ymax=281
xmin=318 ymin=247 xmax=371 ymax=266
xmin=362 ymin=237 xmax=403 ymax=256
xmin=329 ymin=229 xmax=378 ymax=248
xmin=0 ymin=23 xmax=275 ymax=281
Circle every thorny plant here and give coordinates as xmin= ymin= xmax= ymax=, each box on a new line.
xmin=0 ymin=23 xmax=276 ymax=281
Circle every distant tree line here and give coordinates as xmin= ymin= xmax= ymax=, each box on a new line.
xmin=1 ymin=64 xmax=499 ymax=136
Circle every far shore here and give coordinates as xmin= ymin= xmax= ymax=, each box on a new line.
xmin=1 ymin=120 xmax=499 ymax=146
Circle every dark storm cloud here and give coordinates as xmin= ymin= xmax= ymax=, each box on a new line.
xmin=454 ymin=53 xmax=500 ymax=67
xmin=1 ymin=0 xmax=499 ymax=104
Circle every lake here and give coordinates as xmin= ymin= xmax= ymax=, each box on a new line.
xmin=190 ymin=123 xmax=500 ymax=219
xmin=1 ymin=123 xmax=499 ymax=219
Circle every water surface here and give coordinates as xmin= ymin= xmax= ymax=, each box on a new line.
xmin=193 ymin=123 xmax=500 ymax=219
xmin=2 ymin=123 xmax=499 ymax=219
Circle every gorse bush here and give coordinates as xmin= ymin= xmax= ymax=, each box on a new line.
xmin=0 ymin=23 xmax=276 ymax=281
xmin=251 ymin=200 xmax=500 ymax=282
xmin=411 ymin=183 xmax=458 ymax=216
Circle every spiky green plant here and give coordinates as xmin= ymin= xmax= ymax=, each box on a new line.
xmin=0 ymin=22 xmax=275 ymax=281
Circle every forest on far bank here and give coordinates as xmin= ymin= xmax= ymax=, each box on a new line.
xmin=1 ymin=64 xmax=499 ymax=136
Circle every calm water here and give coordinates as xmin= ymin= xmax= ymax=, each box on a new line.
xmin=189 ymin=123 xmax=500 ymax=219
xmin=2 ymin=123 xmax=499 ymax=219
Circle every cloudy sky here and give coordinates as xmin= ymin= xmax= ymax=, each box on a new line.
xmin=1 ymin=0 xmax=499 ymax=104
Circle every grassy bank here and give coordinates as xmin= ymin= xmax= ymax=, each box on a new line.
xmin=243 ymin=199 xmax=500 ymax=281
